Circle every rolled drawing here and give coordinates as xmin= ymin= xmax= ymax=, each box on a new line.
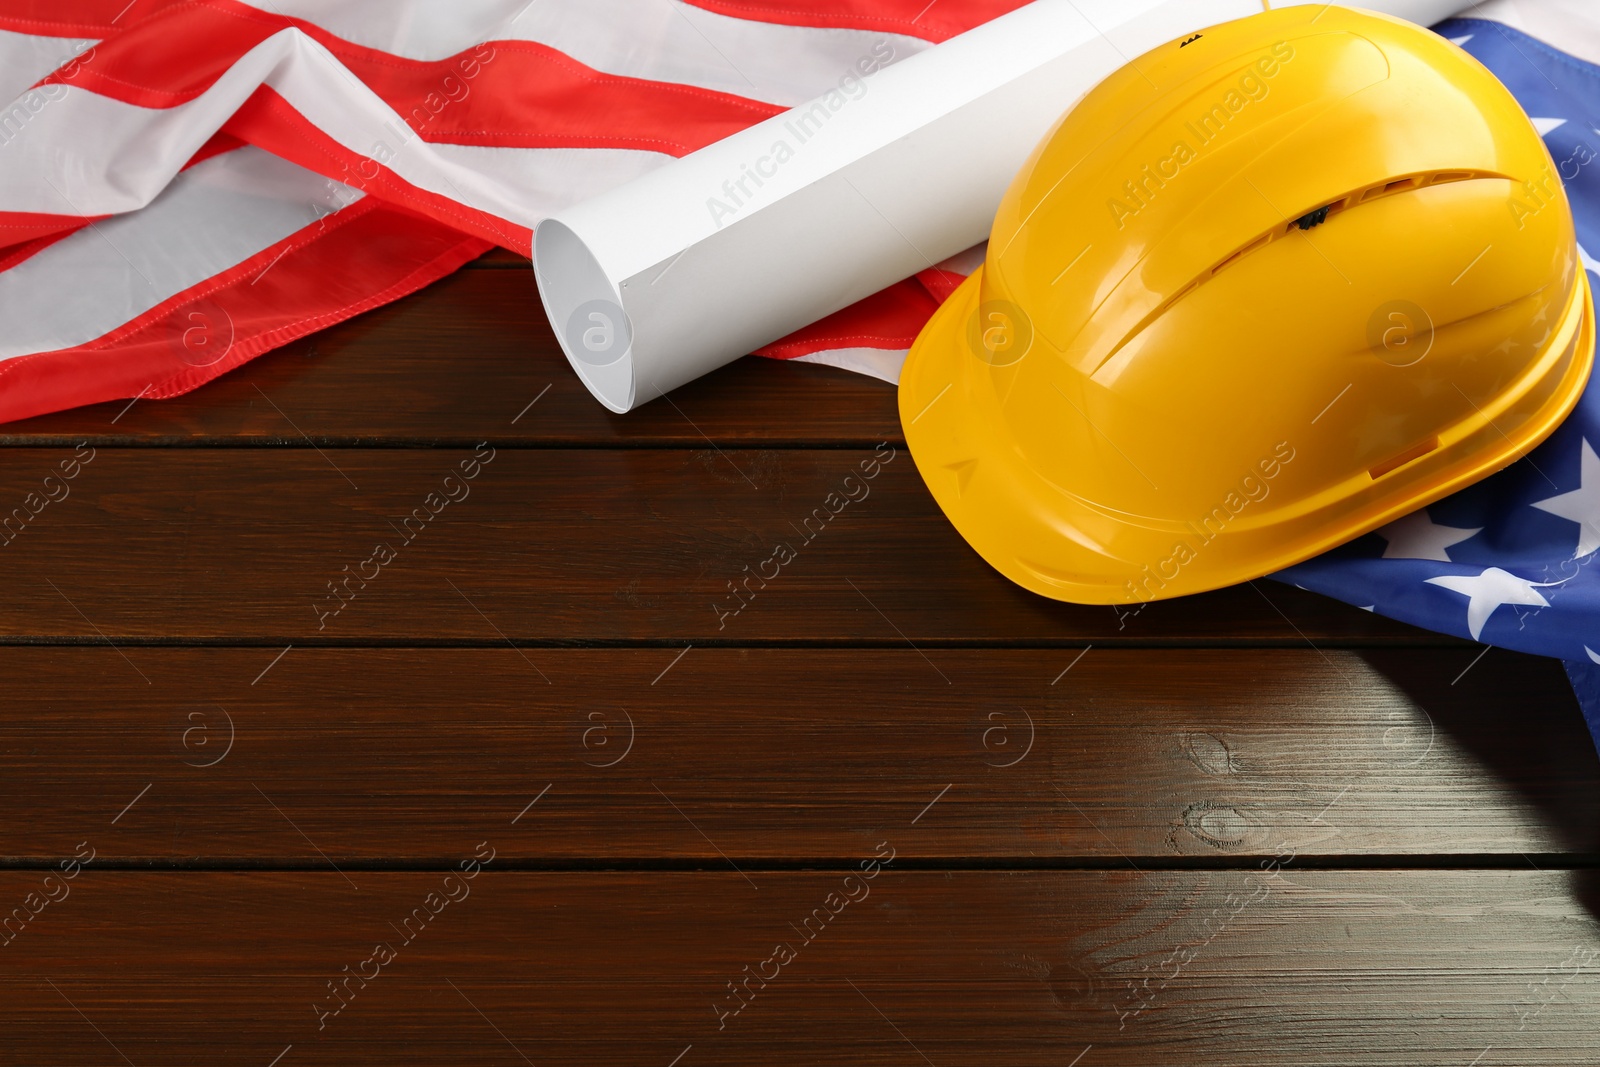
xmin=533 ymin=0 xmax=1473 ymax=412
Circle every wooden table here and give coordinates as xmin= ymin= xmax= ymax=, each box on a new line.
xmin=2 ymin=251 xmax=1598 ymax=1065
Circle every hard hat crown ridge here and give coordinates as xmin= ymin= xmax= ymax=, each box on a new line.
xmin=900 ymin=4 xmax=1595 ymax=605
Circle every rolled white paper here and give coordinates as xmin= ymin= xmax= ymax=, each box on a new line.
xmin=533 ymin=0 xmax=1474 ymax=412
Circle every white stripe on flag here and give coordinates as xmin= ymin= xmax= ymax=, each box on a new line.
xmin=428 ymin=142 xmax=672 ymax=217
xmin=245 ymin=0 xmax=930 ymax=106
xmin=0 ymin=29 xmax=98 ymax=103
xmin=0 ymin=29 xmax=670 ymax=229
xmin=794 ymin=346 xmax=907 ymax=384
xmin=0 ymin=146 xmax=362 ymax=359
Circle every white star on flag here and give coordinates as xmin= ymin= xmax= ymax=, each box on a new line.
xmin=1426 ymin=568 xmax=1553 ymax=641
xmin=1531 ymin=438 xmax=1600 ymax=558
xmin=1377 ymin=509 xmax=1481 ymax=561
xmin=1531 ymin=117 xmax=1569 ymax=136
xmin=1581 ymin=243 xmax=1600 ymax=278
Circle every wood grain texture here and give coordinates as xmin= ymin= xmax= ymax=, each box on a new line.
xmin=0 ymin=649 xmax=1585 ymax=862
xmin=0 ymin=270 xmax=902 ymax=447
xmin=1 ymin=871 xmax=1597 ymax=1065
xmin=0 ymin=447 xmax=1438 ymax=643
xmin=5 ymin=245 xmax=1591 ymax=1063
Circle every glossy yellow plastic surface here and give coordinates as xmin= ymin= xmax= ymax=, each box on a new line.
xmin=900 ymin=4 xmax=1594 ymax=605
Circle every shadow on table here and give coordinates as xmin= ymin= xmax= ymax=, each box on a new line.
xmin=1361 ymin=647 xmax=1600 ymax=916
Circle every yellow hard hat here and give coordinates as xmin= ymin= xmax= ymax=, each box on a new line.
xmin=899 ymin=3 xmax=1594 ymax=605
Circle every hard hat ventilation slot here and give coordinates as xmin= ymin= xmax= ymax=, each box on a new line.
xmin=1295 ymin=205 xmax=1333 ymax=230
xmin=1219 ymin=170 xmax=1500 ymax=276
xmin=1212 ymin=234 xmax=1270 ymax=274
xmin=1090 ymin=171 xmax=1506 ymax=376
xmin=1368 ymin=436 xmax=1439 ymax=480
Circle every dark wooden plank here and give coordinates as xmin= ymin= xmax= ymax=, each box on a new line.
xmin=0 ymin=648 xmax=1584 ymax=861
xmin=466 ymin=247 xmax=531 ymax=267
xmin=2 ymin=870 xmax=1597 ymax=1064
xmin=0 ymin=446 xmax=1437 ymax=643
xmin=0 ymin=269 xmax=901 ymax=446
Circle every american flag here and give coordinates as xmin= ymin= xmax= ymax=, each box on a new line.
xmin=0 ymin=0 xmax=996 ymax=421
xmin=1277 ymin=4 xmax=1600 ymax=746
xmin=5 ymin=0 xmax=1600 ymax=736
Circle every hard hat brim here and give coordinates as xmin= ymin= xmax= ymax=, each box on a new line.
xmin=900 ymin=265 xmax=1596 ymax=606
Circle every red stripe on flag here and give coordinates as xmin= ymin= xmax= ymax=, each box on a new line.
xmin=755 ymin=277 xmax=938 ymax=359
xmin=0 ymin=0 xmax=1019 ymax=41
xmin=393 ymin=41 xmax=780 ymax=153
xmin=30 ymin=0 xmax=782 ymax=154
xmin=181 ymin=130 xmax=249 ymax=169
xmin=680 ymin=0 xmax=1031 ymax=43
xmin=914 ymin=265 xmax=970 ymax=305
xmin=0 ymin=200 xmax=490 ymax=425
xmin=0 ymin=0 xmax=177 ymax=37
xmin=0 ymin=228 xmax=79 ymax=274
xmin=0 ymin=210 xmax=107 ymax=247
xmin=221 ymin=85 xmax=533 ymax=251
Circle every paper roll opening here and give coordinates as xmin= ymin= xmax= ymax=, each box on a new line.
xmin=534 ymin=219 xmax=635 ymax=413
